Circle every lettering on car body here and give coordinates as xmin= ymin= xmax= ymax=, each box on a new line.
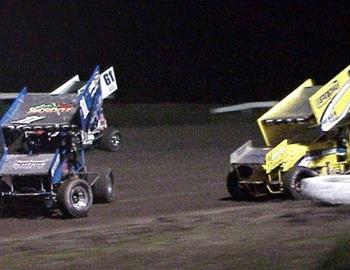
xmin=28 ymin=103 xmax=74 ymax=114
xmin=13 ymin=159 xmax=48 ymax=170
xmin=316 ymin=83 xmax=339 ymax=108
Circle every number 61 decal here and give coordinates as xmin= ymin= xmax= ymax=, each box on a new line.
xmin=103 ymin=70 xmax=115 ymax=86
xmin=100 ymin=67 xmax=118 ymax=99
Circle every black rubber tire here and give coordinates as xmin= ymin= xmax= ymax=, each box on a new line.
xmin=92 ymin=167 xmax=115 ymax=203
xmin=283 ymin=166 xmax=318 ymax=199
xmin=99 ymin=127 xmax=121 ymax=151
xmin=0 ymin=198 xmax=7 ymax=217
xmin=226 ymin=171 xmax=252 ymax=200
xmin=57 ymin=177 xmax=93 ymax=218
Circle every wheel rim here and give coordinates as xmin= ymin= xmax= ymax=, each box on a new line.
xmin=110 ymin=133 xmax=120 ymax=148
xmin=294 ymin=171 xmax=313 ymax=192
xmin=294 ymin=179 xmax=303 ymax=192
xmin=70 ymin=186 xmax=89 ymax=211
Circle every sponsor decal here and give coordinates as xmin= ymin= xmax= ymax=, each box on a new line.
xmin=13 ymin=159 xmax=48 ymax=170
xmin=266 ymin=140 xmax=287 ymax=163
xmin=320 ymin=79 xmax=350 ymax=131
xmin=316 ymin=83 xmax=339 ymax=108
xmin=267 ymin=145 xmax=286 ymax=161
xmin=28 ymin=103 xmax=74 ymax=114
xmin=264 ymin=140 xmax=288 ymax=173
xmin=12 ymin=115 xmax=46 ymax=124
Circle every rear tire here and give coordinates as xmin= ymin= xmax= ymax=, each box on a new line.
xmin=57 ymin=177 xmax=93 ymax=218
xmin=98 ymin=127 xmax=121 ymax=151
xmin=226 ymin=171 xmax=252 ymax=200
xmin=92 ymin=167 xmax=115 ymax=203
xmin=0 ymin=198 xmax=7 ymax=217
xmin=283 ymin=166 xmax=318 ymax=199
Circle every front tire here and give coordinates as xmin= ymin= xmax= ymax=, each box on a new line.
xmin=57 ymin=177 xmax=93 ymax=218
xmin=226 ymin=171 xmax=252 ymax=200
xmin=99 ymin=127 xmax=121 ymax=151
xmin=92 ymin=167 xmax=115 ymax=203
xmin=283 ymin=166 xmax=318 ymax=199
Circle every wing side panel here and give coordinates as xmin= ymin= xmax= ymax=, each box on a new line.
xmin=309 ymin=65 xmax=350 ymax=125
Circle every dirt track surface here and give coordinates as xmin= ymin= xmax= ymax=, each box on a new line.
xmin=0 ymin=105 xmax=350 ymax=269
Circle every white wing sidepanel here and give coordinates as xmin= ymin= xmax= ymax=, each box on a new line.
xmin=100 ymin=66 xmax=118 ymax=99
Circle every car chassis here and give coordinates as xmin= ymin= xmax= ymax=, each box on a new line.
xmin=227 ymin=65 xmax=350 ymax=200
xmin=0 ymin=66 xmax=116 ymax=217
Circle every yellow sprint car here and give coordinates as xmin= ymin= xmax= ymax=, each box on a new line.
xmin=227 ymin=65 xmax=350 ymax=199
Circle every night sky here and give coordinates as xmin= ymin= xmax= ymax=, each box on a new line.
xmin=0 ymin=1 xmax=350 ymax=104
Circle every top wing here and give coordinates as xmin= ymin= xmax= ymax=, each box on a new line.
xmin=1 ymin=93 xmax=79 ymax=129
xmin=0 ymin=66 xmax=118 ymax=100
xmin=50 ymin=75 xmax=81 ymax=95
xmin=309 ymin=65 xmax=350 ymax=131
xmin=257 ymin=79 xmax=318 ymax=146
xmin=50 ymin=66 xmax=118 ymax=99
xmin=0 ymin=92 xmax=44 ymax=100
xmin=76 ymin=66 xmax=104 ymax=132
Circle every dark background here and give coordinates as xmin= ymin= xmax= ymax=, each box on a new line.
xmin=0 ymin=1 xmax=349 ymax=104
